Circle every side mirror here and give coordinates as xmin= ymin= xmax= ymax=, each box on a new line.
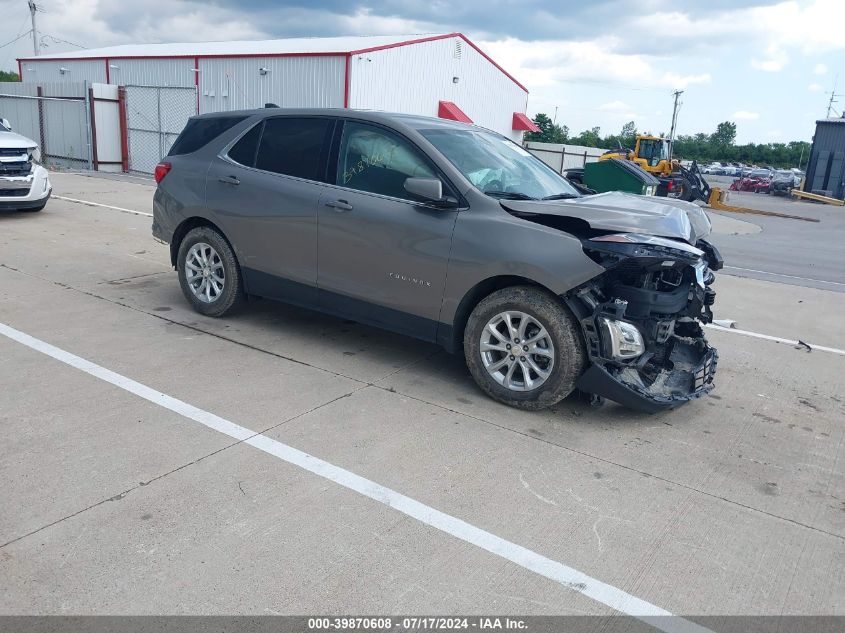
xmin=404 ymin=177 xmax=458 ymax=208
xmin=0 ymin=118 xmax=10 ymax=130
xmin=404 ymin=177 xmax=442 ymax=201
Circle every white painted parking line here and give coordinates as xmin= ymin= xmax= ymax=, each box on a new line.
xmin=705 ymin=323 xmax=845 ymax=356
xmin=724 ymin=266 xmax=844 ymax=287
xmin=0 ymin=320 xmax=711 ymax=633
xmin=53 ymin=196 xmax=153 ymax=218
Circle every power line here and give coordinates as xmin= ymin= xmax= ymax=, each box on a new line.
xmin=0 ymin=29 xmax=33 ymax=50
xmin=39 ymin=33 xmax=87 ymax=50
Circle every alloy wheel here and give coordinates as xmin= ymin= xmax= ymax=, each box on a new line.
xmin=184 ymin=242 xmax=225 ymax=303
xmin=479 ymin=311 xmax=555 ymax=392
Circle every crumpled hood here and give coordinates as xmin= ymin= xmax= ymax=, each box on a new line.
xmin=0 ymin=131 xmax=39 ymax=151
xmin=501 ymin=191 xmax=712 ymax=243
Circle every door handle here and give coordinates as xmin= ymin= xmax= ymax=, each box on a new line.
xmin=218 ymin=175 xmax=240 ymax=185
xmin=325 ymin=199 xmax=353 ymax=212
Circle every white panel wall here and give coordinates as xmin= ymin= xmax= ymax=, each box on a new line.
xmin=524 ymin=141 xmax=606 ymax=172
xmin=20 ymin=59 xmax=107 ymax=84
xmin=107 ymin=58 xmax=196 ymax=87
xmin=349 ymin=37 xmax=528 ymax=142
xmin=198 ymin=56 xmax=345 ymax=113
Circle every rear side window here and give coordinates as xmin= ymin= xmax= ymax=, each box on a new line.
xmin=255 ymin=117 xmax=331 ymax=181
xmin=168 ymin=116 xmax=247 ymax=156
xmin=227 ymin=123 xmax=262 ymax=167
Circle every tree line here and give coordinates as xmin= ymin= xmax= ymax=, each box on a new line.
xmin=525 ymin=114 xmax=810 ymax=169
xmin=0 ymin=71 xmax=20 ymax=82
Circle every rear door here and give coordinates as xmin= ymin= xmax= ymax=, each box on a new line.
xmin=316 ymin=120 xmax=460 ymax=341
xmin=205 ymin=116 xmax=334 ymax=304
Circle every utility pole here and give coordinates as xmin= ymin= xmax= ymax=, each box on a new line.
xmin=668 ymin=89 xmax=683 ymax=160
xmin=28 ymin=0 xmax=40 ymax=56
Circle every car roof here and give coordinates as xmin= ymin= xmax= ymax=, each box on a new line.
xmin=190 ymin=107 xmax=492 ymax=134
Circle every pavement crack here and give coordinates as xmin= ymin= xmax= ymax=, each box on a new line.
xmin=370 ymin=384 xmax=845 ymax=543
xmin=3 ymin=263 xmax=842 ymax=543
xmin=0 ymin=387 xmax=365 ymax=550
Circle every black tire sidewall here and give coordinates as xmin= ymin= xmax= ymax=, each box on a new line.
xmin=177 ymin=226 xmax=243 ymax=317
xmin=463 ymin=286 xmax=586 ymax=410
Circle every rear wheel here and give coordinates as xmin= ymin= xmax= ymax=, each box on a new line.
xmin=177 ymin=226 xmax=244 ymax=317
xmin=679 ymin=177 xmax=696 ymax=202
xmin=463 ymin=286 xmax=586 ymax=410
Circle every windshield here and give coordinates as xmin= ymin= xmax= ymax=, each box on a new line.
xmin=419 ymin=128 xmax=580 ymax=200
xmin=637 ymin=139 xmax=668 ymax=166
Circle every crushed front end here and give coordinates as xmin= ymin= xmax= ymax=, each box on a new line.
xmin=566 ymin=233 xmax=723 ymax=413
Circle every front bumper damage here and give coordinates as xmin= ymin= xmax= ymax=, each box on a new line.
xmin=565 ymin=234 xmax=722 ymax=413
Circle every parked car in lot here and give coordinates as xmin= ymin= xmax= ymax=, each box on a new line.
xmin=153 ymin=109 xmax=721 ymax=412
xmin=770 ymin=170 xmax=797 ymax=196
xmin=701 ymin=163 xmax=724 ymax=175
xmin=0 ymin=118 xmax=51 ymax=212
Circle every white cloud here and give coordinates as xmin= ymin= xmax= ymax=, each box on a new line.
xmin=660 ymin=71 xmax=711 ymax=88
xmin=751 ymin=45 xmax=789 ymax=72
xmin=477 ymin=36 xmax=711 ymax=91
xmin=808 ymin=83 xmax=825 ymax=92
xmin=333 ymin=8 xmax=442 ymax=36
xmin=599 ymin=100 xmax=631 ymax=111
xmin=733 ymin=110 xmax=760 ymax=121
xmin=813 ymin=63 xmax=829 ymax=75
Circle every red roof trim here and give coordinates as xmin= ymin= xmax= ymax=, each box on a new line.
xmin=512 ymin=112 xmax=540 ymax=132
xmin=18 ymin=52 xmax=347 ymax=62
xmin=438 ymin=101 xmax=473 ymax=124
xmin=15 ymin=33 xmax=528 ymax=94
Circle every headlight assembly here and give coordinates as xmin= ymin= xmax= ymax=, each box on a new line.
xmin=600 ymin=318 xmax=645 ymax=359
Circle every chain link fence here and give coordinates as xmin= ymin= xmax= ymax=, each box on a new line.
xmin=0 ymin=81 xmax=92 ymax=170
xmin=124 ymin=85 xmax=197 ymax=174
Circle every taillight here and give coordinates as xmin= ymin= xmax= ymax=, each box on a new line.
xmin=154 ymin=161 xmax=172 ymax=184
xmin=667 ymin=180 xmax=674 ymax=190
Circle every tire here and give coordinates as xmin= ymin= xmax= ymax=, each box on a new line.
xmin=679 ymin=178 xmax=696 ymax=202
xmin=176 ymin=226 xmax=244 ymax=317
xmin=463 ymin=286 xmax=586 ymax=410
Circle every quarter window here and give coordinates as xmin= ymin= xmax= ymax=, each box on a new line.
xmin=168 ymin=116 xmax=247 ymax=156
xmin=337 ymin=122 xmax=435 ymax=201
xmin=255 ymin=117 xmax=331 ymax=181
xmin=227 ymin=122 xmax=262 ymax=167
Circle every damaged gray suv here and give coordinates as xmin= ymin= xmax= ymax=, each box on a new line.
xmin=153 ymin=109 xmax=721 ymax=413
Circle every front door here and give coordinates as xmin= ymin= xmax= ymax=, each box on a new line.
xmin=317 ymin=121 xmax=460 ymax=341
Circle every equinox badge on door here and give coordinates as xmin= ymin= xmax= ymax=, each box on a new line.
xmin=388 ymin=272 xmax=432 ymax=287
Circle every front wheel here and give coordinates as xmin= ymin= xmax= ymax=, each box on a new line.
xmin=463 ymin=286 xmax=586 ymax=410
xmin=177 ymin=226 xmax=244 ymax=317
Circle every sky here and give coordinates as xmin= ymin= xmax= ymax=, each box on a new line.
xmin=1 ymin=0 xmax=843 ymax=143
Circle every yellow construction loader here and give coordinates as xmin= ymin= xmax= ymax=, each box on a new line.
xmin=598 ymin=135 xmax=707 ymax=202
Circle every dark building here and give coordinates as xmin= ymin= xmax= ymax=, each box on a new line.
xmin=804 ymin=115 xmax=845 ymax=200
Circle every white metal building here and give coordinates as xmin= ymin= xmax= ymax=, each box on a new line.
xmin=17 ymin=33 xmax=538 ymax=141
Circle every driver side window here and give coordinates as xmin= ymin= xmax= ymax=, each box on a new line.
xmin=337 ymin=122 xmax=435 ymax=201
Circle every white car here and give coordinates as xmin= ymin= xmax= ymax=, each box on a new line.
xmin=0 ymin=118 xmax=51 ymax=212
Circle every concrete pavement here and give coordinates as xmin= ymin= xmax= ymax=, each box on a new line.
xmin=1 ymin=173 xmax=842 ymax=619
